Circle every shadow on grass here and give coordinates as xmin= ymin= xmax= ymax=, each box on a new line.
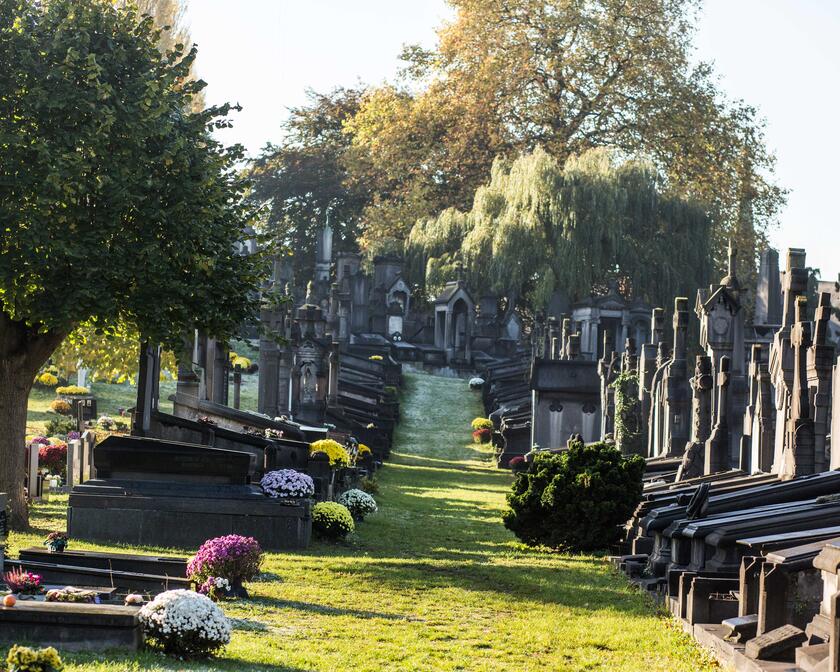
xmin=250 ymin=596 xmax=405 ymax=621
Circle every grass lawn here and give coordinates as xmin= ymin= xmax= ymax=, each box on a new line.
xmin=26 ymin=349 xmax=261 ymax=436
xmin=10 ymin=372 xmax=716 ymax=671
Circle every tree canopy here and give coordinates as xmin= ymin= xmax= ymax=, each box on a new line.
xmin=347 ymin=0 xmax=783 ymax=287
xmin=407 ymin=148 xmax=712 ymax=310
xmin=248 ymin=88 xmax=369 ymax=283
xmin=0 ymin=0 xmax=263 ymax=525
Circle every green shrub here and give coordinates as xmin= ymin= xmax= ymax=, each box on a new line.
xmin=502 ymin=440 xmax=645 ymax=551
xmin=312 ymin=502 xmax=355 ymax=540
xmin=45 ymin=417 xmax=76 ymax=437
xmin=360 ymin=476 xmax=379 ymax=494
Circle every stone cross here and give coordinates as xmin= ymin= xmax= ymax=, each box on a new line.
xmin=704 ymin=355 xmax=732 ymax=474
xmin=598 ymin=332 xmax=619 ymax=438
xmin=647 ymin=341 xmax=671 ymax=457
xmin=780 ymin=295 xmax=815 ymax=479
xmin=663 ymin=297 xmax=691 ymax=457
xmin=676 ymin=355 xmax=714 ymax=480
xmin=769 ymin=249 xmax=809 ymax=473
xmin=809 ymin=292 xmax=834 ymax=472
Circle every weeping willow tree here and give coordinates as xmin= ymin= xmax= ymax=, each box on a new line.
xmin=406 ymin=147 xmax=712 ymax=310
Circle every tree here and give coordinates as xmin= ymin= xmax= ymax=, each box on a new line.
xmin=248 ymin=88 xmax=370 ymax=283
xmin=350 ymin=0 xmax=784 ymax=276
xmin=0 ymin=0 xmax=263 ymax=526
xmin=407 ymin=148 xmax=712 ymax=311
xmin=115 ymin=0 xmax=204 ymax=110
xmin=50 ymin=325 xmax=178 ymax=384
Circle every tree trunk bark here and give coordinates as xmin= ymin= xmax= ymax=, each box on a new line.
xmin=0 ymin=313 xmax=66 ymax=529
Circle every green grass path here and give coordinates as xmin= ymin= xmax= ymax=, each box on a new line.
xmin=9 ymin=372 xmax=715 ymax=671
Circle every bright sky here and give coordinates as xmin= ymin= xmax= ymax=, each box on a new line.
xmin=185 ymin=0 xmax=839 ymax=280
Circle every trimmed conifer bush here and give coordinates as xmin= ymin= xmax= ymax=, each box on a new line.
xmin=502 ymin=440 xmax=645 ymax=551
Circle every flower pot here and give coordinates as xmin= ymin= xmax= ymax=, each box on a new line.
xmin=225 ymin=579 xmax=249 ymax=599
xmin=46 ymin=541 xmax=67 ymax=553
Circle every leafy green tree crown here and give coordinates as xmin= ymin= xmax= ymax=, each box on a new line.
xmin=0 ymin=0 xmax=262 ymax=348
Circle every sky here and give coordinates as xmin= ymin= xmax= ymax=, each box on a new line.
xmin=185 ymin=0 xmax=839 ymax=279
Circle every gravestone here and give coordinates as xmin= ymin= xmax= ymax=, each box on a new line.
xmin=675 ymin=355 xmax=713 ymax=480
xmin=661 ymin=298 xmax=691 ymax=457
xmin=704 ymin=356 xmax=732 ymax=474
xmin=69 ymin=435 xmax=312 ymax=550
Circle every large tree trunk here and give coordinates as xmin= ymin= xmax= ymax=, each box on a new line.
xmin=0 ymin=313 xmax=66 ymax=528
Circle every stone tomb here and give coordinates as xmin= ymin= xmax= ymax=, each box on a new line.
xmin=0 ymin=602 xmax=141 ymax=651
xmin=530 ymin=358 xmax=601 ymax=449
xmin=68 ymin=435 xmax=312 ymax=550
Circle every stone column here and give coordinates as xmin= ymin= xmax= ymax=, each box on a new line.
xmin=809 ymin=292 xmax=834 ymax=473
xmin=832 ymin=356 xmax=840 ymax=470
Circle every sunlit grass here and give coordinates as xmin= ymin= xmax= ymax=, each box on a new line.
xmin=10 ymin=372 xmax=716 ymax=671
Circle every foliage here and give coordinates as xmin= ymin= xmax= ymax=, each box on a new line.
xmin=35 ymin=373 xmax=58 ymax=388
xmin=0 ymin=0 xmax=267 ymax=527
xmin=337 ymin=488 xmax=378 ymax=521
xmin=359 ymin=475 xmax=379 ymax=494
xmin=3 ymin=568 xmax=42 ymax=594
xmin=231 ymin=355 xmax=252 ymax=370
xmin=44 ymin=531 xmax=69 ymax=552
xmin=5 ymin=645 xmax=63 ymax=672
xmin=138 ymin=589 xmax=231 ymax=658
xmin=44 ymin=586 xmax=98 ymax=603
xmin=471 ymin=418 xmax=493 ymax=431
xmin=48 ymin=399 xmax=72 ymax=416
xmin=197 ymin=576 xmax=231 ymax=602
xmin=51 ymin=325 xmax=178 ymax=384
xmin=472 ymin=428 xmax=492 ymax=444
xmin=312 ymin=501 xmax=355 ymax=540
xmin=187 ymin=535 xmax=264 ymax=585
xmin=38 ymin=444 xmax=68 ymax=475
xmin=248 ymin=87 xmax=369 ymax=282
xmin=351 ymin=0 xmax=783 ymax=277
xmin=55 ymin=387 xmax=90 ymax=397
xmin=611 ymin=371 xmax=646 ymax=456
xmin=357 ymin=443 xmax=372 ymax=457
xmin=309 ymin=439 xmax=351 ymax=468
xmin=259 ymin=469 xmax=315 ymax=499
xmin=408 ymin=148 xmax=712 ymax=308
xmin=44 ymin=417 xmax=76 ymax=437
xmin=8 ymin=372 xmax=715 ymax=671
xmin=503 ymin=441 xmax=645 ymax=551
xmin=508 ymin=455 xmax=527 ymax=472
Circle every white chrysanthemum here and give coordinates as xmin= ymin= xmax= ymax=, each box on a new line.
xmin=139 ymin=589 xmax=231 ymax=657
xmin=337 ymin=488 xmax=378 ymax=519
xmin=469 ymin=377 xmax=485 ymax=388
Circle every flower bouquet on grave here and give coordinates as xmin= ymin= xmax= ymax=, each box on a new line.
xmin=187 ymin=535 xmax=263 ymax=599
xmin=3 ymin=568 xmax=43 ymax=596
xmin=139 ymin=590 xmax=231 ymax=658
xmin=45 ymin=587 xmax=99 ymax=604
xmin=260 ymin=469 xmax=315 ymax=499
xmin=6 ymin=644 xmax=64 ymax=672
xmin=472 ymin=428 xmax=492 ymax=444
xmin=44 ymin=531 xmax=69 ymax=553
xmin=337 ymin=488 xmax=378 ymax=522
xmin=197 ymin=576 xmax=232 ymax=602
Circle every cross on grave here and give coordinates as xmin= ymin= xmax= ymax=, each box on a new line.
xmin=704 ymin=355 xmax=732 ymax=475
xmin=780 ymin=295 xmax=815 ymax=479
